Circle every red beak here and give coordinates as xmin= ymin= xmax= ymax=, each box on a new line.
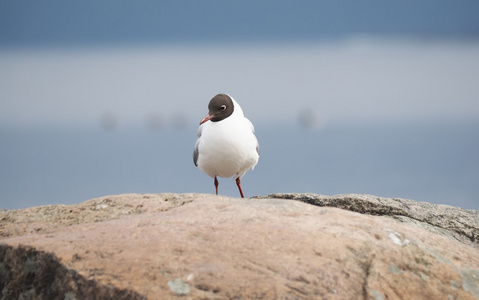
xmin=200 ymin=114 xmax=214 ymax=125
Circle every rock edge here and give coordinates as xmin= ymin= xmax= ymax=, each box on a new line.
xmin=254 ymin=193 xmax=479 ymax=249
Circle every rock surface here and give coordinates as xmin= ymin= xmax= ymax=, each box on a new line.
xmin=256 ymin=193 xmax=479 ymax=250
xmin=1 ymin=193 xmax=479 ymax=299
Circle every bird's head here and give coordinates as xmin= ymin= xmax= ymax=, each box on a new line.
xmin=200 ymin=94 xmax=234 ymax=124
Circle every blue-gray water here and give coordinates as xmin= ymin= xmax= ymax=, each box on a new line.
xmin=1 ymin=121 xmax=478 ymax=210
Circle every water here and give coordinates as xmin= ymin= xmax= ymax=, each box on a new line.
xmin=1 ymin=40 xmax=478 ymax=210
xmin=1 ymin=121 xmax=478 ymax=210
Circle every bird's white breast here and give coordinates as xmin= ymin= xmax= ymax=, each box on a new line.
xmin=196 ymin=113 xmax=259 ymax=179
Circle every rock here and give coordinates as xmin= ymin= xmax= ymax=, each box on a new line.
xmin=0 ymin=193 xmax=197 ymax=239
xmin=256 ymin=193 xmax=479 ymax=249
xmin=1 ymin=193 xmax=479 ymax=299
xmin=0 ymin=246 xmax=145 ymax=300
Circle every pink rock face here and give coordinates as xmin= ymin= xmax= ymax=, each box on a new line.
xmin=1 ymin=193 xmax=479 ymax=299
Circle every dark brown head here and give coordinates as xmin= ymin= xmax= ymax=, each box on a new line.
xmin=200 ymin=94 xmax=234 ymax=124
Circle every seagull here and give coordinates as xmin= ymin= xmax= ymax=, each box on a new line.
xmin=193 ymin=93 xmax=259 ymax=198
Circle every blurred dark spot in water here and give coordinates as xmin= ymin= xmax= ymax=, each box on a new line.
xmin=298 ymin=109 xmax=327 ymax=130
xmin=145 ymin=112 xmax=163 ymax=131
xmin=100 ymin=112 xmax=119 ymax=132
xmin=171 ymin=112 xmax=189 ymax=130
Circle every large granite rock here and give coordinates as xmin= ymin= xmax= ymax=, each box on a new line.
xmin=1 ymin=193 xmax=479 ymax=299
xmin=256 ymin=193 xmax=479 ymax=250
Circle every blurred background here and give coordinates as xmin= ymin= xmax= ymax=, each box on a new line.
xmin=1 ymin=1 xmax=479 ymax=210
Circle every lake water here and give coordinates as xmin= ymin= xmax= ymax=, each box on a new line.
xmin=2 ymin=40 xmax=478 ymax=210
xmin=1 ymin=120 xmax=478 ymax=210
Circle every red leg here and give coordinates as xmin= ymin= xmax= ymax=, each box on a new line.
xmin=214 ymin=176 xmax=219 ymax=195
xmin=236 ymin=177 xmax=245 ymax=198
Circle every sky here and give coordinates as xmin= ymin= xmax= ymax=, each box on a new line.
xmin=1 ymin=1 xmax=479 ymax=48
xmin=1 ymin=1 xmax=479 ymax=130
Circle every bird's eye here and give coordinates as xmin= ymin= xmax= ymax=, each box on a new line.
xmin=220 ymin=105 xmax=226 ymax=110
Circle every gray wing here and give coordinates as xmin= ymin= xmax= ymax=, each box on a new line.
xmin=193 ymin=139 xmax=199 ymax=166
xmin=193 ymin=126 xmax=202 ymax=166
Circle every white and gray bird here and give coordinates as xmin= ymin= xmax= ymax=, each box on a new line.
xmin=193 ymin=94 xmax=259 ymax=198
